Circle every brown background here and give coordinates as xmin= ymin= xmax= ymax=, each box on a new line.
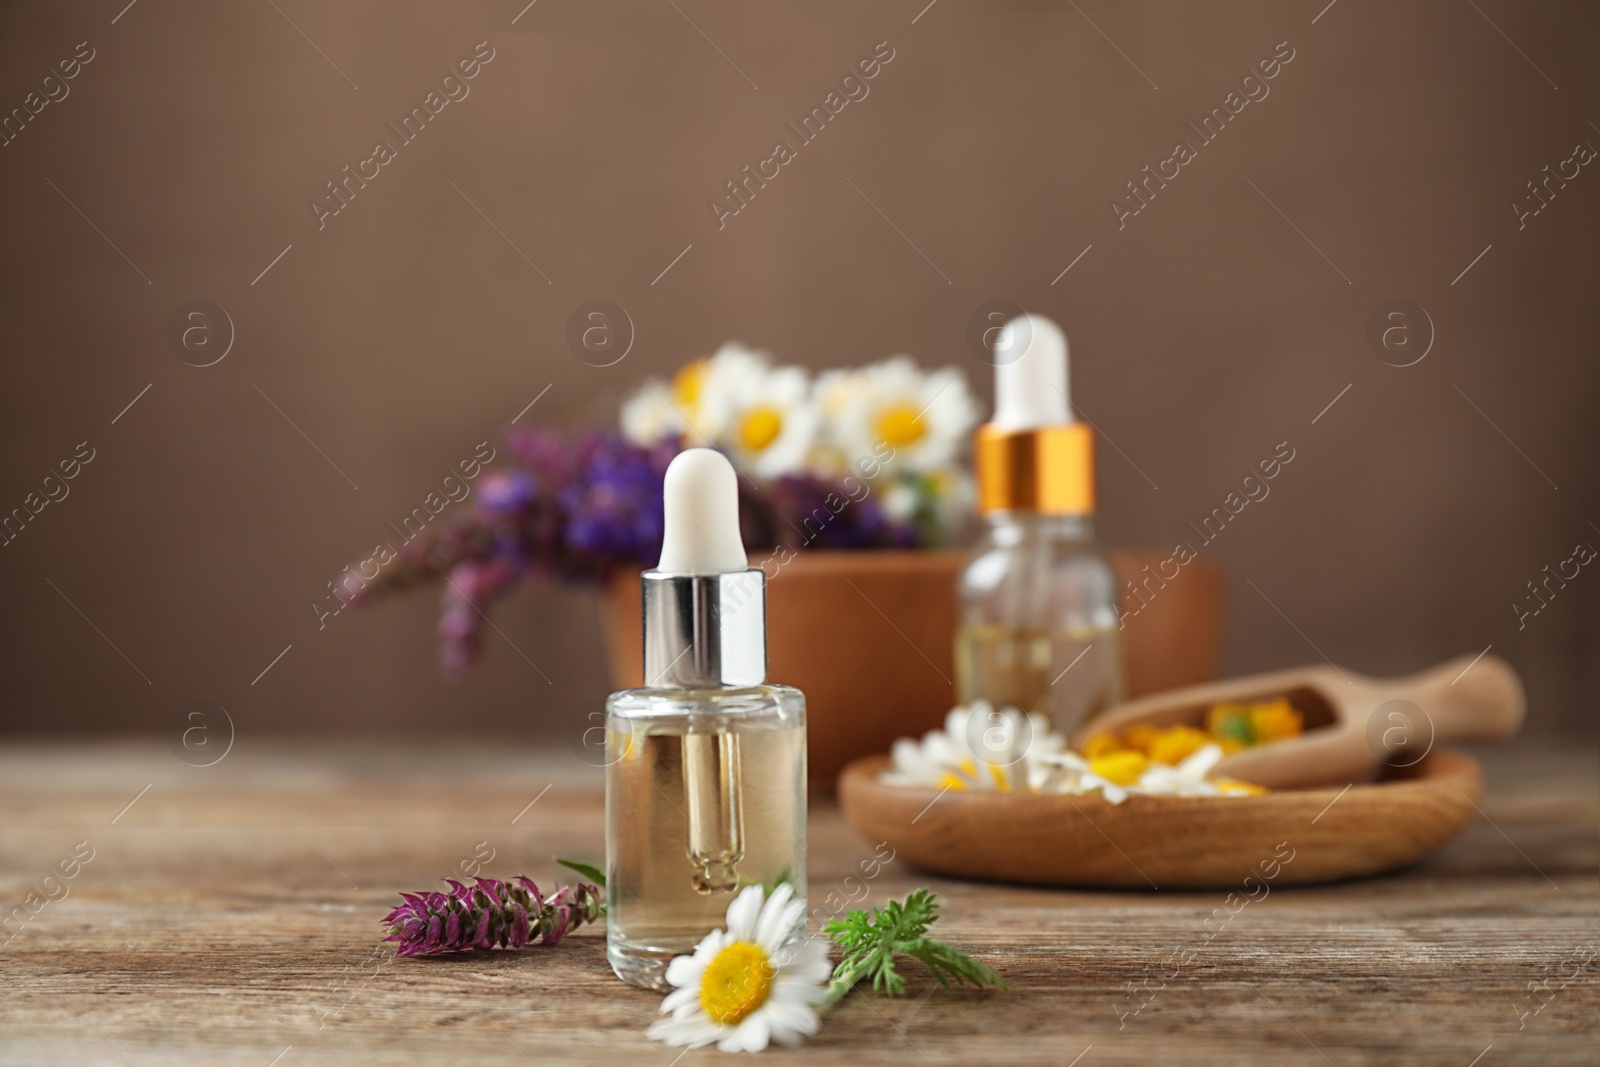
xmin=1 ymin=0 xmax=1595 ymax=742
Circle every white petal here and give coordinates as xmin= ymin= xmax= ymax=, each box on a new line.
xmin=760 ymin=897 xmax=806 ymax=955
xmin=1043 ymin=750 xmax=1090 ymax=772
xmin=688 ymin=927 xmax=727 ymax=967
xmin=720 ymin=1012 xmax=771 ymax=1054
xmin=778 ymin=940 xmax=833 ymax=987
xmin=764 ymin=997 xmax=821 ymax=1038
xmin=769 ymin=1026 xmax=806 ymax=1049
xmin=889 ymin=737 xmax=924 ymax=774
xmin=1178 ymin=743 xmax=1224 ymax=777
xmin=927 ymin=731 xmax=961 ymax=764
xmin=755 ymin=882 xmax=794 ymax=949
xmin=778 ymin=896 xmax=808 ymax=938
xmin=723 ymin=885 xmax=765 ymax=942
xmin=646 ymin=1015 xmax=722 ymax=1049
xmin=665 ymin=950 xmax=708 ymax=989
xmin=773 ymin=982 xmax=828 ymax=1011
xmin=659 ymin=985 xmax=699 ymax=1015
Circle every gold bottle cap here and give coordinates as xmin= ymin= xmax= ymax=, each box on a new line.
xmin=974 ymin=422 xmax=1095 ymax=515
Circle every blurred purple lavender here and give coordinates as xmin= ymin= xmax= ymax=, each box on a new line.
xmin=352 ymin=427 xmax=922 ymax=676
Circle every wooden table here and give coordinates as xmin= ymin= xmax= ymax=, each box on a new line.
xmin=2 ymin=741 xmax=1595 ymax=1065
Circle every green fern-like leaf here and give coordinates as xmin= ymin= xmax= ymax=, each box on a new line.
xmin=822 ymin=889 xmax=1008 ymax=1003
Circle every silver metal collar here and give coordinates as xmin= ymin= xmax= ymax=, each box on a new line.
xmin=641 ymin=569 xmax=767 ymax=689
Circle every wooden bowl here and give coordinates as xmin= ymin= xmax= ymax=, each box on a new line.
xmin=604 ymin=548 xmax=1225 ymax=788
xmin=837 ymin=749 xmax=1482 ymax=888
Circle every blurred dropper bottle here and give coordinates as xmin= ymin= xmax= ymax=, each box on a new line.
xmin=955 ymin=314 xmax=1124 ymax=735
xmin=604 ymin=448 xmax=807 ymax=991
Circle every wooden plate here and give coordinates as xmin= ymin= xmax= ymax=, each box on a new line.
xmin=837 ymin=749 xmax=1482 ymax=889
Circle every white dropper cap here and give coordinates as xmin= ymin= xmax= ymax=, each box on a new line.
xmin=992 ymin=314 xmax=1072 ymax=430
xmin=656 ymin=448 xmax=749 ymax=575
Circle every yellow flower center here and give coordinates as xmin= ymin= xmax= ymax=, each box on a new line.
xmin=700 ymin=941 xmax=775 ymax=1025
xmin=873 ymin=403 xmax=926 ymax=448
xmin=672 ymin=359 xmax=710 ymax=409
xmin=737 ymin=406 xmax=784 ymax=453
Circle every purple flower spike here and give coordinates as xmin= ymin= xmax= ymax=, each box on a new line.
xmin=382 ymin=874 xmax=603 ymax=956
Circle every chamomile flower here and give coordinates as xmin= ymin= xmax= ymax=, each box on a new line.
xmin=1033 ymin=743 xmax=1239 ymax=803
xmin=813 ymin=367 xmax=870 ymax=423
xmin=886 ymin=710 xmax=1265 ymax=803
xmin=618 ymin=367 xmax=693 ymax=449
xmin=697 ymin=349 xmax=820 ymax=479
xmin=1134 ymin=743 xmax=1231 ymax=797
xmin=820 ymin=357 xmax=979 ymax=475
xmin=619 ymin=381 xmax=687 ymax=446
xmin=693 ymin=343 xmax=768 ymax=422
xmin=647 ymin=883 xmax=832 ymax=1054
xmin=884 ymin=703 xmax=1062 ymax=794
xmin=1029 ymin=749 xmax=1136 ymax=803
xmin=619 ymin=344 xmax=761 ymax=448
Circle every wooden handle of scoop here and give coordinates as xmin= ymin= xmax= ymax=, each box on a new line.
xmin=1389 ymin=652 xmax=1525 ymax=743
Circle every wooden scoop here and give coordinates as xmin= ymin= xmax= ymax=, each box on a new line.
xmin=1071 ymin=653 xmax=1525 ymax=790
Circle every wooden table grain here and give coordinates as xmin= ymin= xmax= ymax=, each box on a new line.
xmin=1 ymin=741 xmax=1595 ymax=1066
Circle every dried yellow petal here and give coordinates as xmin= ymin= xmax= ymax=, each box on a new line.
xmin=1249 ymin=699 xmax=1304 ymax=743
xmin=1147 ymin=725 xmax=1211 ymax=766
xmin=1089 ymin=750 xmax=1149 ymax=786
xmin=1122 ymin=724 xmax=1160 ymax=754
xmin=1082 ymin=733 xmax=1123 ymax=760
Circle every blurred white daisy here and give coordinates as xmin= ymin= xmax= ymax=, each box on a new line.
xmin=814 ymin=367 xmax=871 ymax=422
xmin=620 ymin=381 xmax=686 ymax=446
xmin=697 ymin=346 xmax=819 ymax=479
xmin=647 ymin=883 xmax=831 ymax=1054
xmin=1033 ymin=743 xmax=1239 ymax=804
xmin=619 ymin=353 xmax=716 ymax=447
xmin=885 ymin=711 xmax=1262 ymax=803
xmin=614 ymin=343 xmax=771 ymax=447
xmin=884 ymin=703 xmax=1062 ymax=794
xmin=802 ymin=369 xmax=865 ymax=478
xmin=1029 ymin=749 xmax=1133 ymax=803
xmin=695 ymin=343 xmax=769 ymax=407
xmin=819 ymin=357 xmax=979 ymax=475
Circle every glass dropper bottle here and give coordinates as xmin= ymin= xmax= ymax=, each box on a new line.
xmin=955 ymin=314 xmax=1125 ymax=737
xmin=604 ymin=449 xmax=807 ymax=990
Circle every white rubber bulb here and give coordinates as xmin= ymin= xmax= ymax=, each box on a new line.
xmin=992 ymin=314 xmax=1072 ymax=430
xmin=656 ymin=448 xmax=749 ymax=575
